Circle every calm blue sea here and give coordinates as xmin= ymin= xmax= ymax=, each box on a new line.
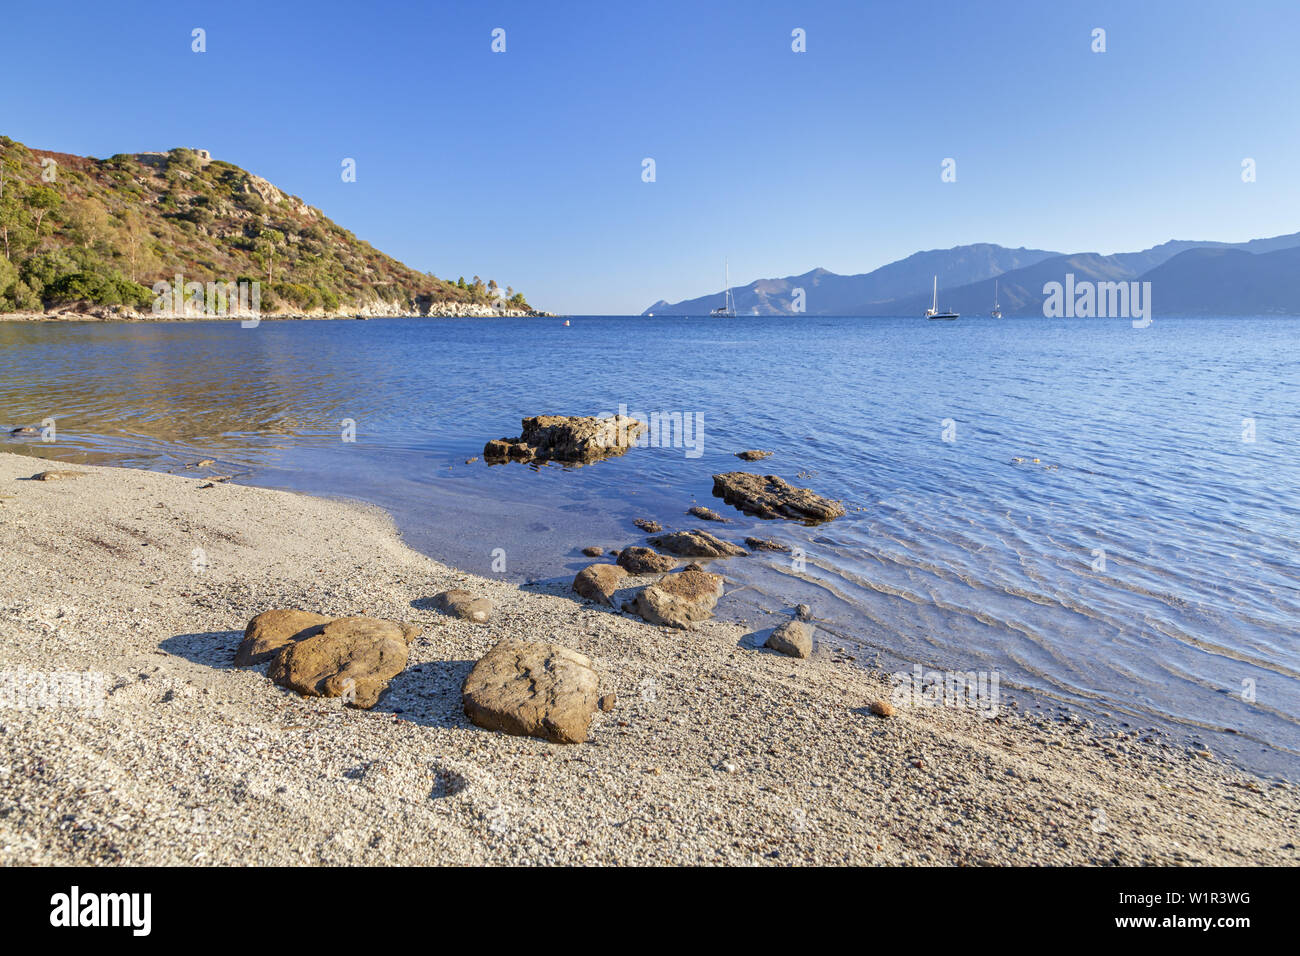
xmin=3 ymin=314 xmax=1298 ymax=778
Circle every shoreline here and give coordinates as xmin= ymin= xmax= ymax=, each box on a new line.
xmin=0 ymin=307 xmax=552 ymax=323
xmin=0 ymin=449 xmax=1295 ymax=865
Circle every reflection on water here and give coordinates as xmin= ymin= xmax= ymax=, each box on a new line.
xmin=3 ymin=314 xmax=1299 ymax=779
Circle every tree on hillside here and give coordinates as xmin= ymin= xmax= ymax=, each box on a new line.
xmin=252 ymin=228 xmax=285 ymax=283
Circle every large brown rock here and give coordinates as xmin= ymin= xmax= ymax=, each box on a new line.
xmin=648 ymin=528 xmax=746 ymax=558
xmin=712 ymin=472 xmax=845 ymax=523
xmin=626 ymin=568 xmax=725 ymax=629
xmin=572 ymin=563 xmax=627 ymax=605
xmin=267 ymin=616 xmax=419 ymax=709
xmin=235 ymin=608 xmax=331 ymax=666
xmin=462 ymin=639 xmax=600 ymax=744
xmin=616 ymin=546 xmax=678 ymax=574
xmin=483 ymin=414 xmax=646 ymax=465
xmin=432 ymin=589 xmax=493 ymax=624
xmin=765 ymin=619 xmax=814 ymax=658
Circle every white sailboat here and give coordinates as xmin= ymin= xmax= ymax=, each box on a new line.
xmin=710 ymin=259 xmax=737 ymax=317
xmin=925 ymin=275 xmax=958 ymax=320
xmin=990 ymin=279 xmax=1002 ymax=318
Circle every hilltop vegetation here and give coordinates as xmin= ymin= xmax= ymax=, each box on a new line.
xmin=0 ymin=135 xmax=532 ymax=315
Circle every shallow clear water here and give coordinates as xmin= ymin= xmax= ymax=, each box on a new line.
xmin=2 ymin=315 xmax=1298 ymax=778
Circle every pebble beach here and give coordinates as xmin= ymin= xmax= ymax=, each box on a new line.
xmin=1 ymin=450 xmax=1296 ymax=866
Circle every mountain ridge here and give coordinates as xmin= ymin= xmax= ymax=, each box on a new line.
xmin=645 ymin=232 xmax=1300 ymax=317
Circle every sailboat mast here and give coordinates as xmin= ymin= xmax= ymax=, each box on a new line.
xmin=932 ymin=276 xmax=938 ymax=312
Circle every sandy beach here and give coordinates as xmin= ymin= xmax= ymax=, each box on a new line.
xmin=0 ymin=450 xmax=1295 ymax=866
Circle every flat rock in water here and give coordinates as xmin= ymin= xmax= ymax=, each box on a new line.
xmin=267 ymin=616 xmax=419 ymax=709
xmin=688 ymin=506 xmax=730 ymax=522
xmin=432 ymin=588 xmax=493 ymax=623
xmin=736 ymin=450 xmax=773 ymax=461
xmin=616 ymin=545 xmax=678 ymax=574
xmin=483 ymin=414 xmax=645 ymax=465
xmin=712 ymin=472 xmax=845 ymax=523
xmin=745 ymin=536 xmax=790 ymax=553
xmin=462 ymin=639 xmax=601 ymax=744
xmin=236 ymin=608 xmax=332 ymax=666
xmin=627 ymin=568 xmax=725 ymax=629
xmin=572 ymin=563 xmax=627 ymax=606
xmin=648 ymin=528 xmax=746 ymax=558
xmin=632 ymin=518 xmax=662 ymax=533
xmin=766 ymin=619 xmax=813 ymax=658
xmin=581 ymin=545 xmax=604 ymax=557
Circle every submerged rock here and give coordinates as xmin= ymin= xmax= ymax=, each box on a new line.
xmin=688 ymin=506 xmax=730 ymax=523
xmin=765 ymin=620 xmax=813 ymax=658
xmin=633 ymin=518 xmax=663 ymax=533
xmin=581 ymin=545 xmax=604 ymax=557
xmin=9 ymin=426 xmax=40 ymax=437
xmin=648 ymin=528 xmax=746 ymax=558
xmin=432 ymin=589 xmax=493 ymax=624
xmin=462 ymin=639 xmax=601 ymax=744
xmin=712 ymin=472 xmax=845 ymax=523
xmin=626 ymin=568 xmax=725 ymax=629
xmin=572 ymin=563 xmax=627 ymax=605
xmin=616 ymin=546 xmax=678 ymax=574
xmin=267 ymin=616 xmax=420 ymax=709
xmin=235 ymin=608 xmax=331 ymax=666
xmin=735 ymin=449 xmax=773 ymax=461
xmin=744 ymin=536 xmax=790 ymax=553
xmin=483 ymin=414 xmax=646 ymax=465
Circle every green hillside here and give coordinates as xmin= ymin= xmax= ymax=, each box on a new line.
xmin=0 ymin=135 xmax=533 ymax=316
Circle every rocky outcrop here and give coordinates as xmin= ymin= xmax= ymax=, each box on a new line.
xmin=626 ymin=568 xmax=725 ymax=629
xmin=267 ymin=616 xmax=420 ymax=709
xmin=462 ymin=639 xmax=601 ymax=744
xmin=765 ymin=620 xmax=813 ymax=658
xmin=688 ymin=506 xmax=730 ymax=523
xmin=616 ymin=546 xmax=678 ymax=574
xmin=235 ymin=608 xmax=331 ymax=666
xmin=431 ymin=589 xmax=493 ymax=623
xmin=484 ymin=415 xmax=645 ymax=465
xmin=712 ymin=472 xmax=845 ymax=523
xmin=648 ymin=529 xmax=746 ymax=558
xmin=572 ymin=563 xmax=627 ymax=605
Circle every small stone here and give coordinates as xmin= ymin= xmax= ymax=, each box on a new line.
xmin=572 ymin=563 xmax=627 ymax=606
xmin=235 ymin=608 xmax=332 ymax=666
xmin=627 ymin=568 xmax=725 ymax=629
xmin=598 ymin=693 xmax=617 ymax=712
xmin=687 ymin=506 xmax=730 ymax=523
xmin=432 ymin=589 xmax=493 ymax=623
xmin=616 ymin=545 xmax=678 ymax=574
xmin=735 ymin=450 xmax=773 ymax=461
xmin=648 ymin=529 xmax=746 ymax=558
xmin=267 ymin=616 xmax=419 ymax=709
xmin=765 ymin=620 xmax=813 ymax=658
xmin=581 ymin=546 xmax=604 ymax=557
xmin=632 ymin=518 xmax=662 ymax=533
xmin=744 ymin=536 xmax=790 ymax=553
xmin=795 ymin=603 xmax=812 ymax=620
xmin=868 ymin=699 xmax=895 ymax=718
xmin=32 ymin=470 xmax=83 ymax=481
xmin=462 ymin=639 xmax=600 ymax=744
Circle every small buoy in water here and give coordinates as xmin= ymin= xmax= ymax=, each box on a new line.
xmin=563 ymin=319 xmax=571 ymax=327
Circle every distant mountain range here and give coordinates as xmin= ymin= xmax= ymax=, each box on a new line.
xmin=643 ymin=232 xmax=1300 ymax=317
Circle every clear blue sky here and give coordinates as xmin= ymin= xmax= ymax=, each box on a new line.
xmin=2 ymin=0 xmax=1296 ymax=314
